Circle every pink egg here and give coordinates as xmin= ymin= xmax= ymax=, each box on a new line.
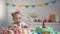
xmin=18 ymin=29 xmax=22 ymax=34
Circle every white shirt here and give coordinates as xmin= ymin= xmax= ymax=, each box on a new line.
xmin=8 ymin=22 xmax=28 ymax=30
xmin=19 ymin=22 xmax=27 ymax=28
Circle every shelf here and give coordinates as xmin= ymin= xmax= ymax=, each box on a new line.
xmin=28 ymin=22 xmax=60 ymax=25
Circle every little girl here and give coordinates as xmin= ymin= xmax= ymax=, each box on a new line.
xmin=8 ymin=11 xmax=29 ymax=30
xmin=2 ymin=11 xmax=34 ymax=34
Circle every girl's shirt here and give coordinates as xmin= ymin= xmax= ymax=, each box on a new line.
xmin=8 ymin=22 xmax=28 ymax=30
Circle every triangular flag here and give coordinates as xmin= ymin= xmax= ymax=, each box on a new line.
xmin=31 ymin=4 xmax=36 ymax=8
xmin=51 ymin=0 xmax=56 ymax=4
xmin=6 ymin=3 xmax=9 ymax=6
xmin=25 ymin=4 xmax=29 ymax=8
xmin=11 ymin=3 xmax=16 ymax=7
xmin=37 ymin=4 xmax=43 ymax=7
xmin=17 ymin=4 xmax=22 ymax=8
xmin=45 ymin=2 xmax=49 ymax=6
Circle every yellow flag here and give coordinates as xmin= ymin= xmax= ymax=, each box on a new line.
xmin=37 ymin=4 xmax=43 ymax=7
xmin=17 ymin=4 xmax=22 ymax=8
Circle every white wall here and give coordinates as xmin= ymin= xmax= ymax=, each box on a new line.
xmin=7 ymin=0 xmax=60 ymax=22
xmin=0 ymin=0 xmax=60 ymax=31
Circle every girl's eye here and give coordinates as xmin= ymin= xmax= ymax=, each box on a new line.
xmin=15 ymin=18 xmax=18 ymax=19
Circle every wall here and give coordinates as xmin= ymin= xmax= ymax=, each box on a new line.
xmin=7 ymin=0 xmax=60 ymax=22
xmin=0 ymin=0 xmax=60 ymax=31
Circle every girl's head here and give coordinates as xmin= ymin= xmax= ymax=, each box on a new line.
xmin=11 ymin=12 xmax=22 ymax=23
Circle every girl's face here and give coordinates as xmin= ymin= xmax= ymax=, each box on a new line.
xmin=13 ymin=14 xmax=22 ymax=23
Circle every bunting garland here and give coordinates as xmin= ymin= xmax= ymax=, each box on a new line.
xmin=6 ymin=0 xmax=57 ymax=8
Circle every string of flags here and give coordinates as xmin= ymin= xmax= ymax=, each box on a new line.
xmin=6 ymin=0 xmax=57 ymax=8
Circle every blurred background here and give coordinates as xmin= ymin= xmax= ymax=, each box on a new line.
xmin=0 ymin=0 xmax=60 ymax=31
